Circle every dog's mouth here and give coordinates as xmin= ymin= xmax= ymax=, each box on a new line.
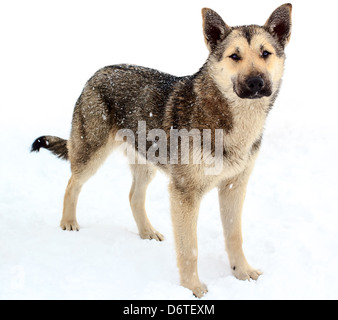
xmin=242 ymin=91 xmax=269 ymax=99
xmin=234 ymin=87 xmax=272 ymax=100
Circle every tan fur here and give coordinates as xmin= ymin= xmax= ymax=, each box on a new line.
xmin=61 ymin=134 xmax=117 ymax=231
xmin=169 ymin=181 xmax=207 ymax=296
xmin=218 ymin=153 xmax=262 ymax=280
xmin=129 ymin=164 xmax=164 ymax=241
xmin=209 ymin=30 xmax=286 ymax=104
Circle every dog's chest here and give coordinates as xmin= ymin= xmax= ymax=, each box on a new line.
xmin=227 ymin=103 xmax=265 ymax=161
xmin=203 ymin=102 xmax=267 ymax=188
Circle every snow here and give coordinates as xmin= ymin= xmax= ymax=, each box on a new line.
xmin=1 ymin=0 xmax=338 ymax=300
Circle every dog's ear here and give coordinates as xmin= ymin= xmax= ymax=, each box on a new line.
xmin=202 ymin=8 xmax=231 ymax=52
xmin=264 ymin=3 xmax=292 ymax=47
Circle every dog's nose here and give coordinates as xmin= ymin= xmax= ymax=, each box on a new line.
xmin=246 ymin=77 xmax=264 ymax=94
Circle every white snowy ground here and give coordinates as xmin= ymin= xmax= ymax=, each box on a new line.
xmin=1 ymin=0 xmax=338 ymax=300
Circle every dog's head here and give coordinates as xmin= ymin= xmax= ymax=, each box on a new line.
xmin=202 ymin=4 xmax=292 ymax=101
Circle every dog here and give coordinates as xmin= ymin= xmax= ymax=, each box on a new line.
xmin=31 ymin=4 xmax=292 ymax=297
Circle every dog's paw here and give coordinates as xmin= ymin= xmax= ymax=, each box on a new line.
xmin=60 ymin=220 xmax=80 ymax=231
xmin=140 ymin=229 xmax=164 ymax=241
xmin=192 ymin=283 xmax=208 ymax=298
xmin=232 ymin=263 xmax=262 ymax=281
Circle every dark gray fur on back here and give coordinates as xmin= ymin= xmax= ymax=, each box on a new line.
xmin=94 ymin=65 xmax=178 ymax=131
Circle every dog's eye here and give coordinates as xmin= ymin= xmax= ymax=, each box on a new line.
xmin=262 ymin=51 xmax=271 ymax=58
xmin=229 ymin=54 xmax=241 ymax=61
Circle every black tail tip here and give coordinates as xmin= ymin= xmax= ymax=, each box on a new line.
xmin=31 ymin=136 xmax=49 ymax=152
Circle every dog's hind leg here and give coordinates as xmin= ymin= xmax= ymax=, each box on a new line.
xmin=129 ymin=164 xmax=164 ymax=241
xmin=60 ymin=136 xmax=115 ymax=231
xmin=60 ymin=84 xmax=116 ymax=231
xmin=61 ymin=174 xmax=83 ymax=231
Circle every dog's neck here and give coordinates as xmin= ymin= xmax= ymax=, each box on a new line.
xmin=194 ymin=63 xmax=273 ymax=154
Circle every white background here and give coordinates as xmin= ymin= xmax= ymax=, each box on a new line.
xmin=1 ymin=0 xmax=338 ymax=299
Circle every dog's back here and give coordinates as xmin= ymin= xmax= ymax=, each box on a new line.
xmin=86 ymin=65 xmax=177 ymax=131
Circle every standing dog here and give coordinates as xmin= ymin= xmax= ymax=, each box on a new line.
xmin=32 ymin=4 xmax=292 ymax=297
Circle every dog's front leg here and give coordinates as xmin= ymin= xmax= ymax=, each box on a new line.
xmin=169 ymin=182 xmax=207 ymax=298
xmin=218 ymin=165 xmax=262 ymax=281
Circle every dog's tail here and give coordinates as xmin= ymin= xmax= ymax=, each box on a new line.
xmin=31 ymin=135 xmax=69 ymax=160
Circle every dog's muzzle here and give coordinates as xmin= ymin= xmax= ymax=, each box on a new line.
xmin=234 ymin=76 xmax=272 ymax=99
